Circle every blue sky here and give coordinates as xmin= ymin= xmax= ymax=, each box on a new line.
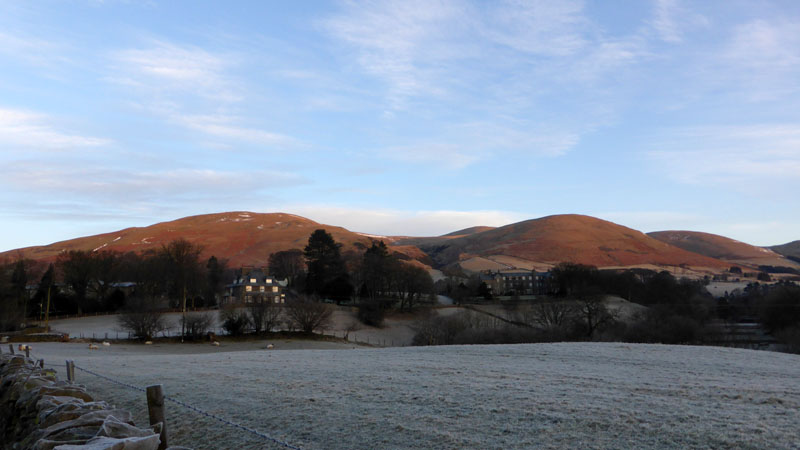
xmin=1 ymin=0 xmax=799 ymax=251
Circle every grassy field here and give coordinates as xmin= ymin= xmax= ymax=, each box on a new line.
xmin=26 ymin=340 xmax=800 ymax=449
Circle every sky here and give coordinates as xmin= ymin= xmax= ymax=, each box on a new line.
xmin=1 ymin=0 xmax=799 ymax=252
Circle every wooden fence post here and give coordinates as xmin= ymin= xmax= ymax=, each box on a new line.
xmin=8 ymin=344 xmax=13 ymax=355
xmin=146 ymin=384 xmax=168 ymax=450
xmin=25 ymin=347 xmax=30 ymax=358
xmin=66 ymin=360 xmax=75 ymax=382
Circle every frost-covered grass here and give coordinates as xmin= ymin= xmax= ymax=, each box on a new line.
xmin=28 ymin=342 xmax=800 ymax=449
xmin=47 ymin=307 xmax=418 ymax=345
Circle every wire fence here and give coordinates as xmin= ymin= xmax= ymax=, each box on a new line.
xmin=4 ymin=347 xmax=303 ymax=450
xmin=70 ymin=364 xmax=302 ymax=450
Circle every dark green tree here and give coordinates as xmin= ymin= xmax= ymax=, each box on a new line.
xmin=10 ymin=258 xmax=30 ymax=323
xmin=90 ymin=251 xmax=119 ymax=307
xmin=361 ymin=241 xmax=395 ymax=301
xmin=396 ymin=264 xmax=434 ymax=311
xmin=205 ymin=255 xmax=227 ymax=307
xmin=33 ymin=264 xmax=56 ymax=319
xmin=268 ymin=249 xmax=305 ymax=288
xmin=303 ymin=229 xmax=346 ymax=297
xmin=161 ymin=239 xmax=204 ymax=340
xmin=58 ymin=250 xmax=95 ymax=314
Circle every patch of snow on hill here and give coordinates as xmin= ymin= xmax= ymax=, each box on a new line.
xmin=356 ymin=232 xmax=388 ymax=239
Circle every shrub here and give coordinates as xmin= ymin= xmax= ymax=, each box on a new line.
xmin=249 ymin=299 xmax=282 ymax=334
xmin=285 ymin=296 xmax=333 ymax=334
xmin=220 ymin=306 xmax=251 ymax=336
xmin=116 ymin=297 xmax=169 ymax=340
xmin=357 ymin=299 xmax=391 ymax=327
xmin=182 ymin=312 xmax=214 ymax=340
xmin=776 ymin=326 xmax=800 ymax=354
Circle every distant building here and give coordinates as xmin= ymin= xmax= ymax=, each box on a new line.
xmin=479 ymin=270 xmax=553 ymax=296
xmin=223 ymin=267 xmax=286 ymax=305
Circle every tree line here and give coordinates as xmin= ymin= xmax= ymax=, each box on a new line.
xmin=272 ymin=229 xmax=435 ymax=326
xmin=0 ymin=239 xmax=228 ymax=331
xmin=0 ymin=230 xmax=436 ymax=331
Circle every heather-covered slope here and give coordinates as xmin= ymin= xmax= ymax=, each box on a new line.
xmin=1 ymin=212 xmax=421 ymax=268
xmin=3 ymin=212 xmax=740 ymax=272
xmin=649 ymin=231 xmax=800 ymax=269
xmin=420 ymin=214 xmax=729 ymax=270
xmin=770 ymin=240 xmax=800 ymax=262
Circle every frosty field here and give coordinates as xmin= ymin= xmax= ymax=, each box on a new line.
xmin=26 ymin=341 xmax=800 ymax=449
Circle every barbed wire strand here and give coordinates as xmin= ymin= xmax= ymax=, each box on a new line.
xmin=73 ymin=364 xmax=302 ymax=450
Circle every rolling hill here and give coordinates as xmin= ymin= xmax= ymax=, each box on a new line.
xmin=648 ymin=231 xmax=800 ymax=269
xmin=414 ymin=214 xmax=729 ymax=272
xmin=1 ymin=212 xmax=428 ymax=268
xmin=2 ymin=212 xmax=754 ymax=274
xmin=769 ymin=240 xmax=800 ymax=263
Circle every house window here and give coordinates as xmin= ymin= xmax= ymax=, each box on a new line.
xmin=250 ymin=278 xmax=257 ymax=283
xmin=260 ymin=286 xmax=265 ymax=292
xmin=272 ymin=286 xmax=278 ymax=292
xmin=246 ymin=286 xmax=252 ymax=292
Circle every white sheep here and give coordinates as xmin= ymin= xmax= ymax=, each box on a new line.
xmin=212 ymin=341 xmax=220 ymax=346
xmin=88 ymin=344 xmax=99 ymax=350
xmin=266 ymin=344 xmax=274 ymax=350
xmin=144 ymin=341 xmax=153 ymax=345
xmin=102 ymin=341 xmax=111 ymax=347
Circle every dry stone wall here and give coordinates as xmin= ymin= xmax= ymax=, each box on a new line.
xmin=0 ymin=353 xmax=182 ymax=450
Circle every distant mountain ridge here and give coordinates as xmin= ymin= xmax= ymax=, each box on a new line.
xmin=648 ymin=231 xmax=800 ymax=269
xmin=769 ymin=240 xmax=800 ymax=263
xmin=2 ymin=211 xmax=792 ymax=274
xmin=1 ymin=212 xmax=427 ymax=268
xmin=416 ymin=214 xmax=730 ymax=271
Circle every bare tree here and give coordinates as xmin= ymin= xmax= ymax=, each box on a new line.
xmin=575 ymin=295 xmax=617 ymax=339
xmin=285 ymin=296 xmax=333 ymax=334
xmin=249 ymin=299 xmax=283 ymax=334
xmin=523 ymin=301 xmax=576 ymax=329
xmin=268 ymin=249 xmax=305 ymax=288
xmin=181 ymin=312 xmax=215 ymax=340
xmin=117 ymin=297 xmax=169 ymax=340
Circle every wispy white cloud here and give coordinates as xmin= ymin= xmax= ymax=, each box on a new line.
xmin=282 ymin=205 xmax=527 ymax=236
xmin=170 ymin=113 xmax=297 ymax=147
xmin=323 ymin=0 xmax=646 ymax=169
xmin=111 ymin=40 xmax=241 ymax=101
xmin=0 ymin=107 xmax=110 ymax=149
xmin=650 ymin=0 xmax=683 ymax=43
xmin=2 ymin=162 xmax=307 ymax=205
xmin=324 ymin=0 xmax=464 ymax=108
xmin=380 ymin=143 xmax=479 ymax=170
xmin=378 ymin=122 xmax=580 ymax=169
xmin=720 ymin=19 xmax=800 ymax=101
xmin=480 ymin=0 xmax=587 ymax=56
xmin=0 ymin=31 xmax=71 ymax=69
xmin=109 ymin=40 xmax=296 ymax=147
xmin=648 ymin=124 xmax=800 ymax=187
